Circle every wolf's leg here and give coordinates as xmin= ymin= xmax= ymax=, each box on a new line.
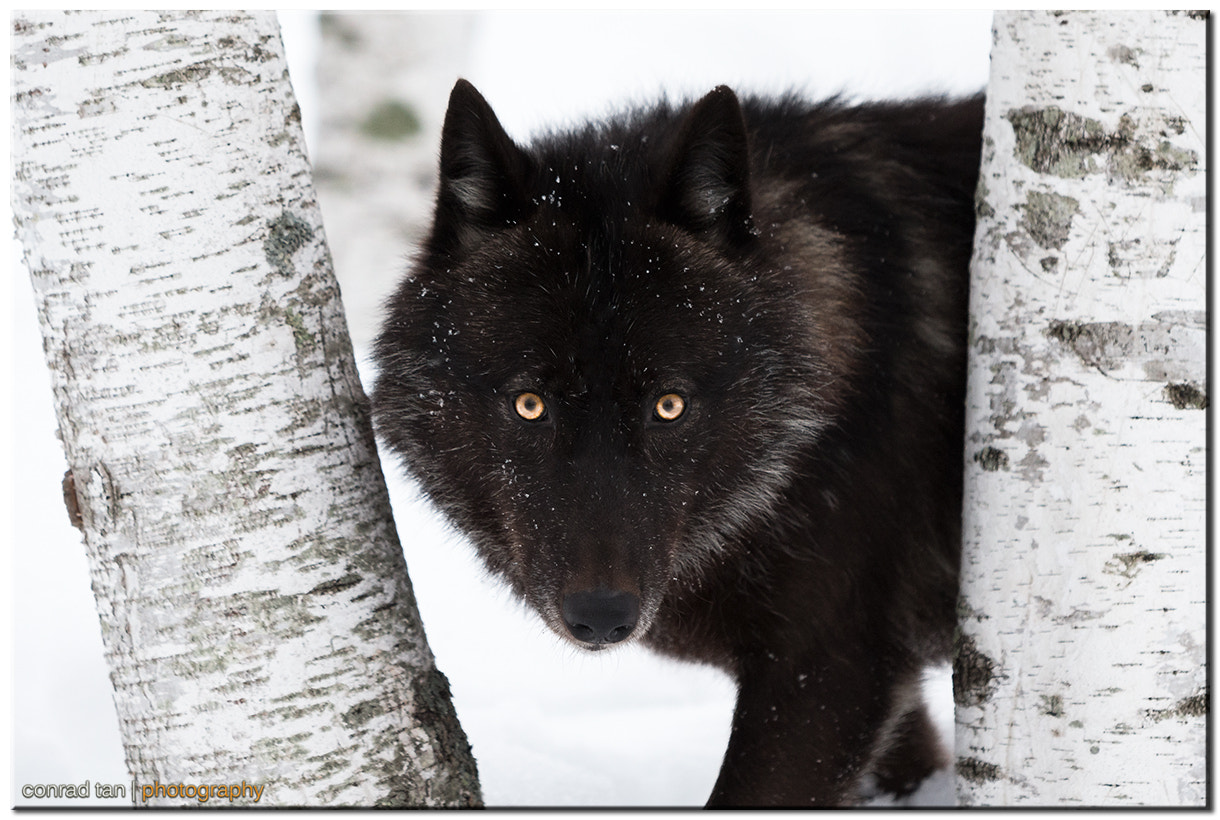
xmin=705 ymin=651 xmax=897 ymax=807
xmin=870 ymin=701 xmax=949 ymax=797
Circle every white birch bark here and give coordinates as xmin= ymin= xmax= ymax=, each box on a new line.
xmin=11 ymin=10 xmax=480 ymax=807
xmin=312 ymin=11 xmax=475 ymax=349
xmin=956 ymin=11 xmax=1206 ymax=806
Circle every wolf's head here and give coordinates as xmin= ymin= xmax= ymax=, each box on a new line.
xmin=373 ymin=81 xmax=858 ymax=649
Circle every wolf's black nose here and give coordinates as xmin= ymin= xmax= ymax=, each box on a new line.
xmin=561 ymin=590 xmax=640 ymax=644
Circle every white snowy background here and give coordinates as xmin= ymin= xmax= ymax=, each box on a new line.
xmin=9 ymin=10 xmax=994 ymax=808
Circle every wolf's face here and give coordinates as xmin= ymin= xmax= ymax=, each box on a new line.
xmin=373 ymin=82 xmax=847 ymax=648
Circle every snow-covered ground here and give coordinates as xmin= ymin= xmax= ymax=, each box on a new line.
xmin=10 ymin=11 xmax=991 ymax=808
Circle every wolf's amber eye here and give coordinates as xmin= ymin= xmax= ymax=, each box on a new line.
xmin=654 ymin=393 xmax=686 ymax=422
xmin=514 ymin=392 xmax=546 ymax=421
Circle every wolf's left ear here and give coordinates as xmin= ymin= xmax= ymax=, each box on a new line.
xmin=657 ymin=86 xmax=755 ymax=245
xmin=434 ymin=80 xmax=533 ymax=251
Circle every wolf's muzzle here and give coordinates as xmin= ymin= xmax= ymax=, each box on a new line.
xmin=560 ymin=589 xmax=640 ymax=645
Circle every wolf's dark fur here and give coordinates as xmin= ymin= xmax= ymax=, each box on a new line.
xmin=373 ymin=80 xmax=983 ymax=806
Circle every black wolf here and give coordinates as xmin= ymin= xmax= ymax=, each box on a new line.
xmin=372 ymin=79 xmax=983 ymax=806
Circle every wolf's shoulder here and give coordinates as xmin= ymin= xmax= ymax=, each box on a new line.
xmin=523 ymin=89 xmax=984 ymax=184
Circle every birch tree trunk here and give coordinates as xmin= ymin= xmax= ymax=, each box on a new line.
xmin=956 ymin=10 xmax=1206 ymax=806
xmin=311 ymin=11 xmax=475 ymax=349
xmin=11 ymin=10 xmax=480 ymax=807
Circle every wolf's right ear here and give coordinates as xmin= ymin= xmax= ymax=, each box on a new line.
xmin=434 ymin=80 xmax=533 ymax=250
